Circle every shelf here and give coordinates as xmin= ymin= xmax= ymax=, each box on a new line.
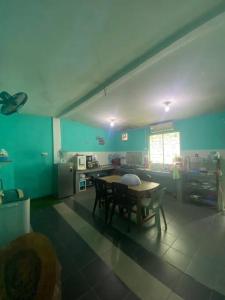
xmin=0 ymin=160 xmax=12 ymax=168
xmin=189 ymin=197 xmax=217 ymax=207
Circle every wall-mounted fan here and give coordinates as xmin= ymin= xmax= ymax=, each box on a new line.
xmin=0 ymin=91 xmax=28 ymax=115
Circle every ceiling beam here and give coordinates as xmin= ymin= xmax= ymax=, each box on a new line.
xmin=57 ymin=2 xmax=225 ymax=118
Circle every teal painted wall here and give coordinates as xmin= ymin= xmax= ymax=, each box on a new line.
xmin=176 ymin=111 xmax=225 ymax=150
xmin=113 ymin=111 xmax=225 ymax=151
xmin=1 ymin=110 xmax=224 ymax=200
xmin=111 ymin=127 xmax=149 ymax=152
xmin=0 ymin=114 xmax=53 ymax=198
xmin=61 ymin=119 xmax=114 ymax=152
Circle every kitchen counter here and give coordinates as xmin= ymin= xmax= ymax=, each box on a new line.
xmin=75 ymin=165 xmax=115 ymax=174
xmin=74 ymin=165 xmax=115 ymax=193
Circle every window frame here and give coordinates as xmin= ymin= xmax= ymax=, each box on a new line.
xmin=149 ymin=131 xmax=180 ymax=165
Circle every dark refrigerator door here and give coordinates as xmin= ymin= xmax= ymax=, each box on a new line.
xmin=56 ymin=163 xmax=74 ymax=198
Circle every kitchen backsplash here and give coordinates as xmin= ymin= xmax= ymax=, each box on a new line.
xmin=59 ymin=149 xmax=225 ymax=171
xmin=59 ymin=151 xmax=148 ymax=166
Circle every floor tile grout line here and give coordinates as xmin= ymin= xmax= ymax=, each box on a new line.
xmin=32 ymin=208 xmax=114 ymax=299
xmin=77 ymin=286 xmax=101 ymax=300
xmin=54 ymin=202 xmax=178 ymax=300
xmin=66 ymin=201 xmax=203 ymax=281
xmin=63 ymin=198 xmax=225 ymax=299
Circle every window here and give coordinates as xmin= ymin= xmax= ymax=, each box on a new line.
xmin=150 ymin=132 xmax=180 ymax=164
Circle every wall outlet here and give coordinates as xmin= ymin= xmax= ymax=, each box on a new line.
xmin=41 ymin=152 xmax=48 ymax=157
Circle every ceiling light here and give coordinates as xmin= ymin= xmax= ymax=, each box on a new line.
xmin=110 ymin=119 xmax=115 ymax=127
xmin=164 ymin=101 xmax=171 ymax=112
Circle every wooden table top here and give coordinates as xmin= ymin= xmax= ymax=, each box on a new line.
xmin=101 ymin=175 xmax=160 ymax=193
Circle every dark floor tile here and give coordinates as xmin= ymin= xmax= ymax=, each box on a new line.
xmin=64 ymin=236 xmax=91 ymax=256
xmin=100 ymin=225 xmax=123 ymax=243
xmin=62 ymin=271 xmax=90 ymax=300
xmin=51 ymin=239 xmax=68 ymax=261
xmin=210 ymin=291 xmax=225 ymax=300
xmin=60 ymin=251 xmax=81 ymax=281
xmin=31 ymin=208 xmax=68 ymax=234
xmin=174 ymin=273 xmax=211 ymax=300
xmin=50 ymin=232 xmax=64 ymax=246
xmin=124 ymin=291 xmax=140 ymax=300
xmin=116 ymin=237 xmax=143 ymax=259
xmin=94 ymin=272 xmax=129 ymax=300
xmin=78 ymin=289 xmax=100 ymax=300
xmin=132 ymin=245 xmax=158 ymax=265
xmin=146 ymin=257 xmax=182 ymax=289
xmin=73 ymin=247 xmax=97 ymax=270
xmin=64 ymin=199 xmax=182 ymax=290
xmin=32 ymin=197 xmax=221 ymax=300
xmin=56 ymin=227 xmax=80 ymax=242
xmin=81 ymin=257 xmax=111 ymax=287
xmin=66 ymin=199 xmax=106 ymax=228
xmin=32 ymin=205 xmax=128 ymax=298
xmin=66 ymin=198 xmax=92 ymax=219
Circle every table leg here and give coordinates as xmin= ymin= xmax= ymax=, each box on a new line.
xmin=136 ymin=196 xmax=143 ymax=229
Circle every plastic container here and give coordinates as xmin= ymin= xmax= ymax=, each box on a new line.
xmin=0 ymin=198 xmax=30 ymax=247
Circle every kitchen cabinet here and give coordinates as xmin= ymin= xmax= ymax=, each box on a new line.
xmin=183 ymin=171 xmax=217 ymax=207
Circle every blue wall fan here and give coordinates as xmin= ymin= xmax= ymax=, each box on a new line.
xmin=0 ymin=91 xmax=27 ymax=115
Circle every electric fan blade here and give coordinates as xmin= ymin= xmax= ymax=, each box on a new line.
xmin=0 ymin=91 xmax=12 ymax=100
xmin=1 ymin=92 xmax=28 ymax=115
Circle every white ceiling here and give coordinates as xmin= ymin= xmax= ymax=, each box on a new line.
xmin=1 ymin=0 xmax=225 ymax=128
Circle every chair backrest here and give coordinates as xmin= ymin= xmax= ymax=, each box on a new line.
xmin=94 ymin=178 xmax=107 ymax=198
xmin=151 ymin=187 xmax=166 ymax=210
xmin=139 ymin=173 xmax=151 ymax=182
xmin=111 ymin=182 xmax=129 ymax=206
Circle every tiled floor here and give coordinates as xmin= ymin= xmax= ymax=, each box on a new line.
xmin=69 ymin=188 xmax=225 ymax=297
xmin=31 ymin=189 xmax=225 ymax=299
xmin=31 ymin=207 xmax=139 ymax=300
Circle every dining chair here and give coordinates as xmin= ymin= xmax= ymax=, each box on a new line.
xmin=143 ymin=187 xmax=167 ymax=231
xmin=139 ymin=173 xmax=151 ymax=182
xmin=109 ymin=182 xmax=136 ymax=232
xmin=93 ymin=178 xmax=112 ymax=223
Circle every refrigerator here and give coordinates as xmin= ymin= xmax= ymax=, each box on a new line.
xmin=54 ymin=163 xmax=74 ymax=199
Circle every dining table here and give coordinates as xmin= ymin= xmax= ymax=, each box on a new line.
xmin=101 ymin=175 xmax=160 ymax=228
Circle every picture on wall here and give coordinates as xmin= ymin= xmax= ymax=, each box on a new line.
xmin=122 ymin=132 xmax=128 ymax=141
xmin=96 ymin=136 xmax=105 ymax=145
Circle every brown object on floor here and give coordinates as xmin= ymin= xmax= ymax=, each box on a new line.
xmin=0 ymin=232 xmax=61 ymax=300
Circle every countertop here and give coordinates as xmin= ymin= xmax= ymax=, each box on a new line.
xmin=75 ymin=165 xmax=115 ymax=173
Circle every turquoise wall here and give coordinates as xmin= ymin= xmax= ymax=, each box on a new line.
xmin=113 ymin=111 xmax=225 ymax=151
xmin=0 ymin=114 xmax=53 ymax=198
xmin=61 ymin=119 xmax=114 ymax=152
xmin=111 ymin=127 xmax=149 ymax=152
xmin=176 ymin=111 xmax=225 ymax=150
xmin=1 ymin=110 xmax=224 ymax=199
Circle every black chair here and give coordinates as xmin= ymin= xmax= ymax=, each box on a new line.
xmin=142 ymin=187 xmax=167 ymax=231
xmin=109 ymin=182 xmax=136 ymax=232
xmin=139 ymin=173 xmax=151 ymax=182
xmin=93 ymin=178 xmax=112 ymax=223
